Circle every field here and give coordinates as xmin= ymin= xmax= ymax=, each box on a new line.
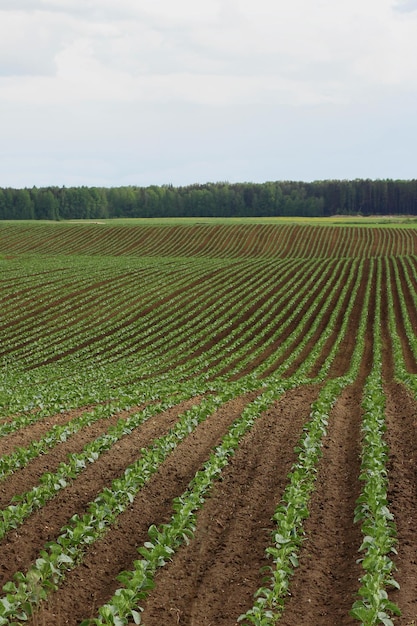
xmin=1 ymin=219 xmax=417 ymax=625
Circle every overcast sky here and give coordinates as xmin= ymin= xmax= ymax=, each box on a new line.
xmin=1 ymin=0 xmax=417 ymax=188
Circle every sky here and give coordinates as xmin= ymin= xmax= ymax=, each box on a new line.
xmin=1 ymin=0 xmax=417 ymax=188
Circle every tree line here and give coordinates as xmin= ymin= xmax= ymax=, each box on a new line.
xmin=1 ymin=179 xmax=417 ymax=220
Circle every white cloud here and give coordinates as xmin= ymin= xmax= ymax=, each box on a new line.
xmin=0 ymin=10 xmax=70 ymax=76
xmin=0 ymin=0 xmax=416 ymax=186
xmin=1 ymin=0 xmax=416 ymax=108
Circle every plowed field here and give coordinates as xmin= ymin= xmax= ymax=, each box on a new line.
xmin=1 ymin=220 xmax=417 ymax=625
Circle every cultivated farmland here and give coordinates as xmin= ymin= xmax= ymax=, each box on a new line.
xmin=1 ymin=219 xmax=417 ymax=625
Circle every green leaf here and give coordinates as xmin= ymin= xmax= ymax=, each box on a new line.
xmin=350 ymin=603 xmax=370 ymax=620
xmin=57 ymin=553 xmax=73 ymax=566
xmin=131 ymin=609 xmax=142 ymax=624
xmin=377 ymin=615 xmax=394 ymax=626
xmin=385 ymin=577 xmax=400 ymax=590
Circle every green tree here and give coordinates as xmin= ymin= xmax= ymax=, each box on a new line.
xmin=33 ymin=189 xmax=59 ymax=220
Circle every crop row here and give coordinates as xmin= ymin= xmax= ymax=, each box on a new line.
xmin=3 ymin=222 xmax=417 ymax=258
xmin=3 ymin=223 xmax=417 ymax=624
xmin=238 ymin=259 xmax=373 ymax=624
xmin=0 ymin=393 xmax=231 ymax=624
xmin=0 ymin=256 xmax=375 ymax=623
xmin=1 ymin=257 xmax=327 ymax=383
xmin=351 ymin=259 xmax=400 ymax=625
xmin=81 ymin=383 xmax=293 ymax=625
xmin=0 ymin=257 xmax=279 ymax=367
xmin=0 ymin=258 xmax=226 ymax=364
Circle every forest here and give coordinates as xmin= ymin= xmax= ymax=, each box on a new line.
xmin=1 ymin=178 xmax=417 ymax=220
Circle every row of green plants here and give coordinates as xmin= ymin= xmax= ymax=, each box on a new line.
xmin=255 ymin=259 xmax=353 ymax=378
xmin=0 ymin=258 xmax=221 ymax=366
xmin=393 ymin=256 xmax=417 ymax=364
xmin=0 ymin=392 xmax=234 ymax=624
xmin=312 ymin=258 xmax=365 ymax=380
xmin=81 ymin=382 xmax=293 ymax=625
xmin=0 ymin=403 xmax=125 ymax=482
xmin=238 ymin=379 xmax=346 ymax=625
xmin=0 ymin=397 xmax=191 ymax=541
xmin=384 ymin=257 xmax=417 ymax=392
xmin=167 ymin=258 xmax=335 ymax=383
xmin=106 ymin=258 xmax=299 ymax=373
xmin=0 ymin=253 xmax=367 ymax=624
xmin=1 ymin=256 xmax=280 ymax=371
xmin=350 ymin=259 xmax=401 ymax=625
xmin=238 ymin=259 xmax=373 ymax=624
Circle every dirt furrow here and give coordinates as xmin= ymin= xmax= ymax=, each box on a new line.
xmin=140 ymin=385 xmax=321 ymax=626
xmin=382 ymin=260 xmax=417 ymax=621
xmin=276 ymin=263 xmax=376 ymax=624
xmin=0 ymin=398 xmax=200 ymax=589
xmin=327 ymin=259 xmax=370 ymax=378
xmin=278 ymin=384 xmax=364 ymax=625
xmin=384 ymin=381 xmax=417 ymax=622
xmin=28 ymin=393 xmax=258 ymax=626
xmin=0 ymin=404 xmax=148 ymax=509
xmin=388 ymin=257 xmax=417 ymax=374
xmin=0 ymin=403 xmax=109 ymax=459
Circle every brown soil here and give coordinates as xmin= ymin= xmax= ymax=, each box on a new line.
xmin=381 ymin=263 xmax=417 ymax=623
xmin=3 ymin=226 xmax=417 ymax=626
xmin=384 ymin=381 xmax=417 ymax=623
xmin=271 ymin=270 xmax=375 ymax=625
xmin=326 ymin=258 xmax=373 ymax=378
xmin=278 ymin=384 xmax=364 ymax=625
xmin=0 ymin=403 xmax=108 ymax=459
xmin=27 ymin=392 xmax=260 ymax=625
xmin=0 ymin=398 xmax=200 ymax=589
xmin=139 ymin=385 xmax=321 ymax=626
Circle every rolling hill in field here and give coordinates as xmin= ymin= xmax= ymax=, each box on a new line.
xmin=0 ymin=219 xmax=416 ymax=625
